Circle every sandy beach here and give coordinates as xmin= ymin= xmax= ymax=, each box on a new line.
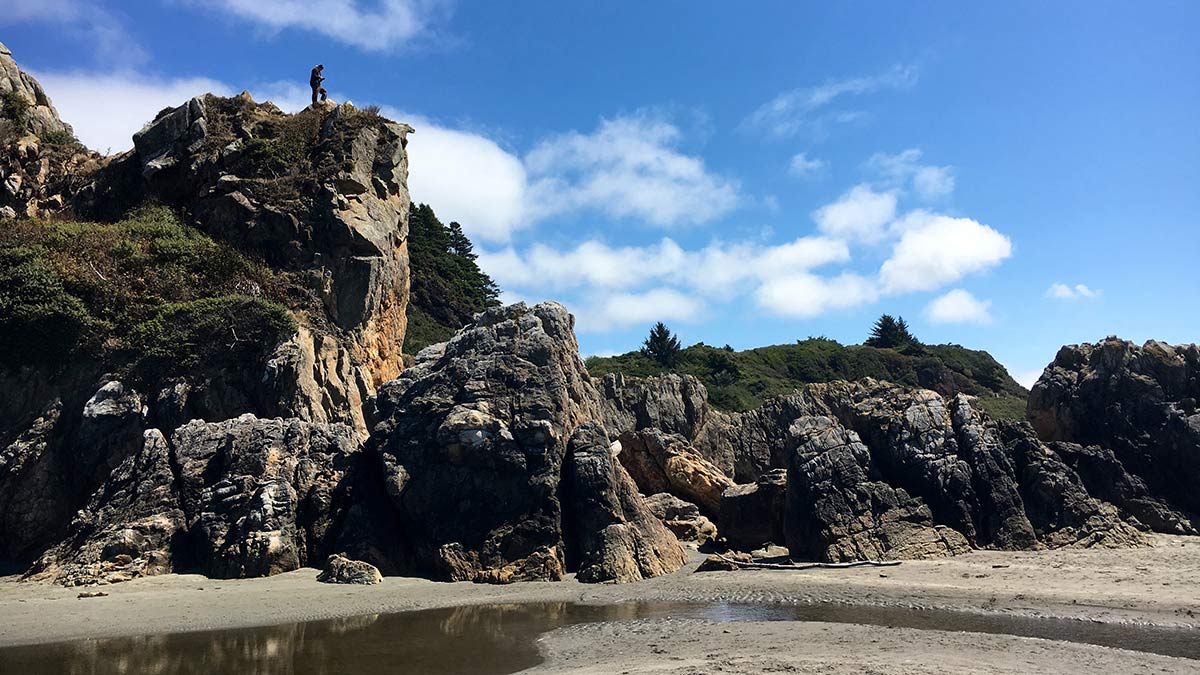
xmin=2 ymin=534 xmax=1198 ymax=672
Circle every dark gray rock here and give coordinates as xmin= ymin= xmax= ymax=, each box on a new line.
xmin=720 ymin=469 xmax=787 ymax=551
xmin=370 ymin=302 xmax=685 ymax=584
xmin=561 ymin=423 xmax=686 ymax=582
xmin=1028 ymin=338 xmax=1200 ymax=533
xmin=173 ymin=414 xmax=361 ymax=578
xmin=28 ymin=429 xmax=185 ymax=585
xmin=785 ymin=415 xmax=971 ymax=562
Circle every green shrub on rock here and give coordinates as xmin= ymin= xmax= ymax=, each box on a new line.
xmin=0 ymin=247 xmax=105 ymax=366
xmin=129 ymin=296 xmax=296 ymax=373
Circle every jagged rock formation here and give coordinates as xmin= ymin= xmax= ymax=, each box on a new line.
xmin=27 ymin=413 xmax=365 ymax=584
xmin=0 ymin=42 xmax=73 ymax=139
xmin=1028 ymin=338 xmax=1200 ymax=533
xmin=1 ymin=42 xmax=100 ymax=220
xmin=601 ymin=374 xmax=1147 ymax=561
xmin=118 ymin=93 xmax=414 ymax=418
xmin=562 ymin=423 xmax=687 ymax=582
xmin=602 ymin=373 xmax=736 ymax=474
xmin=369 ymin=302 xmax=685 ymax=583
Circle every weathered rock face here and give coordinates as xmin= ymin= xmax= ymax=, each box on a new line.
xmin=602 ymin=373 xmax=735 ymax=475
xmin=0 ymin=42 xmax=74 ymax=138
xmin=0 ymin=43 xmax=101 ymax=221
xmin=0 ymin=376 xmax=148 ymax=564
xmin=26 ymin=413 xmax=369 ymax=584
xmin=370 ymin=302 xmax=684 ymax=583
xmin=116 ymin=94 xmax=414 ymax=433
xmin=173 ymin=415 xmax=361 ymax=578
xmin=1028 ymin=338 xmax=1200 ymax=533
xmin=643 ymin=493 xmax=717 ymax=544
xmin=562 ymin=423 xmax=687 ymax=582
xmin=785 ymin=415 xmax=971 ymax=562
xmin=29 ymin=430 xmax=185 ymax=585
xmin=1050 ymin=441 xmax=1195 ymax=534
xmin=600 ymin=375 xmax=1147 ymax=561
xmin=615 ymin=429 xmax=733 ymax=517
xmin=317 ymin=554 xmax=382 ymax=585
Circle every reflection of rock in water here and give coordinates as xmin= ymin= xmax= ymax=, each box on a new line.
xmin=326 ymin=613 xmax=381 ymax=635
xmin=9 ymin=600 xmax=1200 ymax=674
xmin=439 ymin=602 xmax=570 ymax=639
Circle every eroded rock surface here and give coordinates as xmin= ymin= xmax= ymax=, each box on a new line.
xmin=370 ymin=302 xmax=685 ymax=583
xmin=644 ymin=493 xmax=717 ymax=544
xmin=616 ymin=429 xmax=733 ymax=517
xmin=562 ymin=423 xmax=686 ymax=582
xmin=1028 ymin=338 xmax=1200 ymax=533
xmin=720 ymin=470 xmax=787 ymax=551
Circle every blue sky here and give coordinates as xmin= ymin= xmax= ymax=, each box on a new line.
xmin=5 ymin=1 xmax=1198 ymax=386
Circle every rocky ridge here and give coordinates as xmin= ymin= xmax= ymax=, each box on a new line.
xmin=2 ymin=46 xmax=1196 ymax=587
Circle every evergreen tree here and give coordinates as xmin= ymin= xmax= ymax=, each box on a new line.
xmin=641 ymin=322 xmax=681 ymax=367
xmin=447 ymin=221 xmax=476 ymax=260
xmin=404 ymin=204 xmax=501 ymax=352
xmin=865 ymin=314 xmax=917 ymax=348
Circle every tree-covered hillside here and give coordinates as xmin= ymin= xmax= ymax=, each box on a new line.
xmin=586 ymin=335 xmax=1028 ymax=420
xmin=403 ymin=203 xmax=501 ymax=353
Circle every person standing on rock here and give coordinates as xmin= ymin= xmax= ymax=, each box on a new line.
xmin=310 ymin=64 xmax=328 ymax=105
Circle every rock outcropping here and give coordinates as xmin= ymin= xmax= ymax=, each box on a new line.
xmin=1028 ymin=338 xmax=1200 ymax=533
xmin=0 ymin=42 xmax=73 ymax=139
xmin=370 ymin=302 xmax=685 ymax=583
xmin=602 ymin=374 xmax=1149 ymax=562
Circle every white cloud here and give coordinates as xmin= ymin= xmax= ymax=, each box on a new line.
xmin=755 ymin=272 xmax=878 ymax=318
xmin=525 ymin=113 xmax=740 ymax=227
xmin=478 ymin=236 xmax=848 ymax=297
xmin=394 ymin=111 xmax=530 ymax=244
xmin=879 ymin=211 xmax=1013 ymax=294
xmin=1046 ymin=283 xmax=1101 ymax=300
xmin=743 ymin=64 xmax=918 ymax=137
xmin=573 ymin=288 xmax=704 ymax=332
xmin=925 ymin=289 xmax=994 ymax=324
xmin=866 ymin=148 xmax=954 ymax=200
xmin=32 ymin=71 xmax=232 ymax=153
xmin=913 ymin=166 xmax=955 ymax=200
xmin=189 ymin=0 xmax=450 ymax=51
xmin=2 ymin=0 xmax=146 ymax=65
xmin=789 ymin=151 xmax=827 ymax=178
xmin=812 ymin=184 xmax=897 ymax=244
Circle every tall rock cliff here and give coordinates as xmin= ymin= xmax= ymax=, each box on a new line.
xmin=1 ymin=45 xmax=415 ymax=570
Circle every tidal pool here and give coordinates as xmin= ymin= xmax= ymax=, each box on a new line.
xmin=2 ymin=601 xmax=1197 ymax=674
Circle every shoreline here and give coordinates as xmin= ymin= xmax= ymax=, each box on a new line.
xmin=2 ymin=534 xmax=1198 ymax=649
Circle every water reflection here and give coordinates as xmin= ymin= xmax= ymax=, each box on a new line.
xmin=3 ymin=601 xmax=1197 ymax=674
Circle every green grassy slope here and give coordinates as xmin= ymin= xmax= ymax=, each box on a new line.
xmin=586 ymin=338 xmax=1029 ymax=420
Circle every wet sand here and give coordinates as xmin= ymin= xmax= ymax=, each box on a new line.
xmin=1 ymin=534 xmax=1198 ymax=672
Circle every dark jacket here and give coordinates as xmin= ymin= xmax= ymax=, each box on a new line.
xmin=310 ymin=68 xmax=324 ymax=88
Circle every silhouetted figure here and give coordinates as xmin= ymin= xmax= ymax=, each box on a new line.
xmin=310 ymin=64 xmax=328 ymax=105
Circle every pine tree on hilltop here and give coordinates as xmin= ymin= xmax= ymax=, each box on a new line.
xmin=642 ymin=322 xmax=681 ymax=367
xmin=865 ymin=314 xmax=918 ymax=349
